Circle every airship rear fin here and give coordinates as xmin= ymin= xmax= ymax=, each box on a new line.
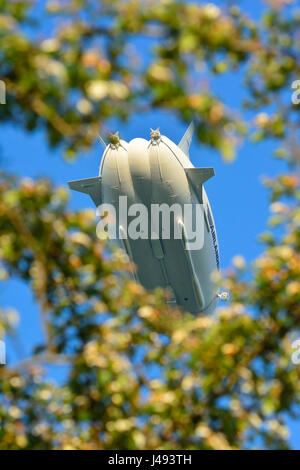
xmin=185 ymin=167 xmax=215 ymax=203
xmin=178 ymin=121 xmax=194 ymax=158
xmin=68 ymin=176 xmax=102 ymax=206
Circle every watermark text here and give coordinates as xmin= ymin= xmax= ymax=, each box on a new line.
xmin=96 ymin=196 xmax=205 ymax=250
xmin=0 ymin=340 xmax=6 ymax=365
xmin=0 ymin=80 xmax=6 ymax=105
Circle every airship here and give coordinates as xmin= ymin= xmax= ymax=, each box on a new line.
xmin=68 ymin=122 xmax=221 ymax=315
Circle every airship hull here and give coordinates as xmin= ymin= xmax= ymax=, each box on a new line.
xmin=69 ymin=127 xmax=220 ymax=315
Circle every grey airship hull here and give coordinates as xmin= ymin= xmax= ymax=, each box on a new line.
xmin=69 ymin=125 xmax=220 ymax=314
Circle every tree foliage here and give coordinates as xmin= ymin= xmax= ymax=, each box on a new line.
xmin=0 ymin=0 xmax=300 ymax=450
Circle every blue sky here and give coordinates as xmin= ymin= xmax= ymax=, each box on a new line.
xmin=1 ymin=0 xmax=300 ymax=448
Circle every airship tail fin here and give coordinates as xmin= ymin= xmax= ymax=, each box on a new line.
xmin=68 ymin=176 xmax=102 ymax=206
xmin=178 ymin=121 xmax=194 ymax=158
xmin=185 ymin=167 xmax=214 ymax=203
